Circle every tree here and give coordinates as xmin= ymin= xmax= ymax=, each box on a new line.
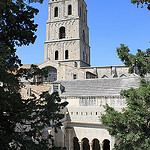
xmin=131 ymin=0 xmax=150 ymax=10
xmin=101 ymin=2 xmax=150 ymax=148
xmin=117 ymin=44 xmax=150 ymax=77
xmin=100 ymin=44 xmax=150 ymax=150
xmin=0 ymin=0 xmax=67 ymax=149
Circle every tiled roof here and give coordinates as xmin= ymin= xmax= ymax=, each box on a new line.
xmin=57 ymin=77 xmax=145 ymax=97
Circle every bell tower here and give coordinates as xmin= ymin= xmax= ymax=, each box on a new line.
xmin=44 ymin=0 xmax=90 ymax=67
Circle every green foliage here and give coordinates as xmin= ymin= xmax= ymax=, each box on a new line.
xmin=0 ymin=0 xmax=68 ymax=149
xmin=102 ymin=2 xmax=150 ymax=146
xmin=19 ymin=64 xmax=49 ymax=83
xmin=101 ymin=43 xmax=150 ymax=149
xmin=117 ymin=44 xmax=150 ymax=77
xmin=131 ymin=0 xmax=150 ymax=10
xmin=101 ymin=80 xmax=150 ymax=150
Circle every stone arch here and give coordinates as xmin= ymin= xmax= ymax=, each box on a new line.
xmin=101 ymin=75 xmax=108 ymax=78
xmin=58 ymin=22 xmax=61 ymax=27
xmin=102 ymin=139 xmax=110 ymax=150
xmin=72 ymin=20 xmax=75 ymax=25
xmin=120 ymin=74 xmax=126 ymax=78
xmin=61 ymin=22 xmax=65 ymax=26
xmin=38 ymin=60 xmax=59 ymax=70
xmin=92 ymin=139 xmax=100 ymax=150
xmin=73 ymin=137 xmax=80 ymax=150
xmin=55 ymin=22 xmax=58 ymax=27
xmin=43 ymin=66 xmax=57 ymax=83
xmin=82 ymin=138 xmax=90 ymax=150
xmin=68 ymin=21 xmax=72 ymax=25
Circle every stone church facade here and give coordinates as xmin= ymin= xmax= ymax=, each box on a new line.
xmin=21 ymin=0 xmax=149 ymax=149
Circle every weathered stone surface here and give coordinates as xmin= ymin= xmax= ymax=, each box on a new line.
xmin=20 ymin=0 xmax=150 ymax=149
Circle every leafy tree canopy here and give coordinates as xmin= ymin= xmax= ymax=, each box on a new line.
xmin=117 ymin=44 xmax=150 ymax=77
xmin=0 ymin=0 xmax=68 ymax=149
xmin=101 ymin=79 xmax=150 ymax=150
xmin=131 ymin=0 xmax=150 ymax=9
xmin=101 ymin=45 xmax=150 ymax=150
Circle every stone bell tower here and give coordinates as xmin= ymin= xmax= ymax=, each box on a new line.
xmin=44 ymin=0 xmax=90 ymax=67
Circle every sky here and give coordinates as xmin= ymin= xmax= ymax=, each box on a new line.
xmin=17 ymin=0 xmax=150 ymax=67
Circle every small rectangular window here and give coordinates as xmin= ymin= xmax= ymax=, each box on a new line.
xmin=68 ymin=5 xmax=72 ymax=15
xmin=73 ymin=74 xmax=77 ymax=79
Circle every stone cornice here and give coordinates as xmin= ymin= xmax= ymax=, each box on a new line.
xmin=66 ymin=121 xmax=104 ymax=128
xmin=45 ymin=38 xmax=90 ymax=48
xmin=80 ymin=65 xmax=129 ymax=69
xmin=60 ymin=95 xmax=125 ymax=99
xmin=46 ymin=18 xmax=89 ymax=30
xmin=46 ymin=17 xmax=80 ymax=24
xmin=45 ymin=38 xmax=80 ymax=43
xmin=48 ymin=0 xmax=65 ymax=4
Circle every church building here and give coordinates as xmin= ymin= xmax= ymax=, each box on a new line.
xmin=21 ymin=0 xmax=148 ymax=149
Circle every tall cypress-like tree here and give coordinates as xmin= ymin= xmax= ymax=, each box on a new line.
xmin=0 ymin=0 xmax=67 ymax=149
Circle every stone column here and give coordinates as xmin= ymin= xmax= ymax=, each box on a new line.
xmin=89 ymin=142 xmax=92 ymax=150
xmin=44 ymin=43 xmax=47 ymax=61
xmin=65 ymin=127 xmax=72 ymax=150
xmin=46 ymin=23 xmax=48 ymax=41
xmin=65 ymin=130 xmax=69 ymax=150
xmin=110 ymin=137 xmax=115 ymax=150
xmin=100 ymin=143 xmax=103 ymax=150
xmin=79 ymin=141 xmax=83 ymax=150
xmin=68 ymin=129 xmax=72 ymax=150
xmin=49 ymin=3 xmax=52 ymax=21
xmin=62 ymin=127 xmax=65 ymax=148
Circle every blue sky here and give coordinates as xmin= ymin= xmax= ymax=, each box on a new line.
xmin=17 ymin=0 xmax=150 ymax=66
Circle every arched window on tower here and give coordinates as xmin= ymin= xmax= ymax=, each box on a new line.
xmin=68 ymin=5 xmax=72 ymax=15
xmin=54 ymin=7 xmax=58 ymax=17
xmin=55 ymin=50 xmax=58 ymax=60
xmin=65 ymin=50 xmax=69 ymax=59
xmin=83 ymin=30 xmax=85 ymax=42
xmin=59 ymin=27 xmax=65 ymax=39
